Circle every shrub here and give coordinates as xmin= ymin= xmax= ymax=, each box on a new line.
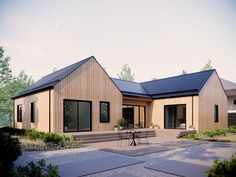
xmin=0 ymin=133 xmax=22 ymax=177
xmin=14 ymin=159 xmax=59 ymax=177
xmin=117 ymin=118 xmax=126 ymax=127
xmin=0 ymin=126 xmax=26 ymax=136
xmin=43 ymin=133 xmax=63 ymax=145
xmin=206 ymin=154 xmax=236 ymax=177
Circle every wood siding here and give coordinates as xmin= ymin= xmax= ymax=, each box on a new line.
xmin=151 ymin=96 xmax=199 ymax=131
xmin=198 ymin=71 xmax=228 ymax=132
xmin=53 ymin=58 xmax=122 ymax=133
xmin=14 ymin=90 xmax=51 ymax=132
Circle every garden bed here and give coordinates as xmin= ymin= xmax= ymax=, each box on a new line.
xmin=0 ymin=127 xmax=83 ymax=151
xmin=182 ymin=126 xmax=236 ymax=142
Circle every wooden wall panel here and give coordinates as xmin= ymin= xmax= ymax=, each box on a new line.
xmin=151 ymin=96 xmax=199 ymax=131
xmin=14 ymin=90 xmax=50 ymax=132
xmin=53 ymin=59 xmax=122 ymax=132
xmin=199 ymin=72 xmax=228 ymax=132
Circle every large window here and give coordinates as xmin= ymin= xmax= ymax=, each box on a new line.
xmin=64 ymin=100 xmax=91 ymax=132
xmin=164 ymin=104 xmax=186 ymax=129
xmin=17 ymin=105 xmax=22 ymax=122
xmin=100 ymin=102 xmax=110 ymax=123
xmin=214 ymin=105 xmax=219 ymax=123
xmin=30 ymin=102 xmax=35 ymax=123
xmin=233 ymin=100 xmax=236 ymax=105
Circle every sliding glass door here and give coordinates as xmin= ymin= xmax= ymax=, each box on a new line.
xmin=64 ymin=100 xmax=91 ymax=132
xmin=164 ymin=104 xmax=186 ymax=129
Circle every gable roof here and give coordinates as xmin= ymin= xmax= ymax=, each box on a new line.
xmin=221 ymin=78 xmax=236 ymax=91
xmin=141 ymin=69 xmax=215 ymax=99
xmin=13 ymin=56 xmax=93 ymax=99
xmin=13 ymin=56 xmax=216 ymax=100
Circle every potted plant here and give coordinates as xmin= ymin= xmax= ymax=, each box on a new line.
xmin=117 ymin=118 xmax=126 ymax=130
xmin=154 ymin=124 xmax=160 ymax=129
xmin=189 ymin=125 xmax=195 ymax=130
xmin=114 ymin=125 xmax=118 ymax=131
xmin=150 ymin=122 xmax=154 ymax=129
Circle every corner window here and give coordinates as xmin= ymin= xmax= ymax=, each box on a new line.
xmin=31 ymin=102 xmax=35 ymax=123
xmin=233 ymin=100 xmax=236 ymax=105
xmin=17 ymin=105 xmax=22 ymax=122
xmin=100 ymin=102 xmax=110 ymax=123
xmin=214 ymin=105 xmax=219 ymax=123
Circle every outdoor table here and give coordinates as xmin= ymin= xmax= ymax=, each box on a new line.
xmin=126 ymin=130 xmax=141 ymax=146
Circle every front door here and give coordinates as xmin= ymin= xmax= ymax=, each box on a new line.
xmin=64 ymin=100 xmax=92 ymax=132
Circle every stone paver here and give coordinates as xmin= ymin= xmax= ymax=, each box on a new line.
xmin=15 ymin=141 xmax=236 ymax=177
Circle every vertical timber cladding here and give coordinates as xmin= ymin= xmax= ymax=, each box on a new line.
xmin=151 ymin=96 xmax=199 ymax=131
xmin=53 ymin=58 xmax=122 ymax=133
xmin=199 ymin=71 xmax=228 ymax=132
xmin=13 ymin=90 xmax=50 ymax=132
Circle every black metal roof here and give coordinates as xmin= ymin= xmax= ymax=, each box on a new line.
xmin=141 ymin=69 xmax=215 ymax=99
xmin=13 ymin=56 xmax=215 ymax=99
xmin=12 ymin=56 xmax=93 ymax=98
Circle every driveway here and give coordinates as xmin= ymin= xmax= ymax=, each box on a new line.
xmin=15 ymin=141 xmax=236 ymax=177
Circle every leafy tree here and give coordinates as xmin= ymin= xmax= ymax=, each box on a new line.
xmin=182 ymin=70 xmax=187 ymax=75
xmin=151 ymin=77 xmax=158 ymax=81
xmin=201 ymin=60 xmax=213 ymax=71
xmin=0 ymin=47 xmax=33 ymax=126
xmin=117 ymin=63 xmax=135 ymax=81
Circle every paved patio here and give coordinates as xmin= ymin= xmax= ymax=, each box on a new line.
xmin=15 ymin=137 xmax=236 ymax=177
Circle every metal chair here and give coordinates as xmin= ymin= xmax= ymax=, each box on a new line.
xmin=117 ymin=131 xmax=129 ymax=146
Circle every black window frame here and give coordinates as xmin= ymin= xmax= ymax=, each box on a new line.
xmin=100 ymin=101 xmax=110 ymax=123
xmin=30 ymin=102 xmax=35 ymax=123
xmin=233 ymin=100 xmax=236 ymax=105
xmin=17 ymin=104 xmax=22 ymax=122
xmin=214 ymin=105 xmax=219 ymax=123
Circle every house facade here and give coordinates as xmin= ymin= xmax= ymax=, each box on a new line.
xmin=221 ymin=78 xmax=236 ymax=126
xmin=13 ymin=57 xmax=228 ymax=133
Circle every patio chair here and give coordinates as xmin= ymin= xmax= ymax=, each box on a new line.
xmin=117 ymin=131 xmax=130 ymax=147
xmin=136 ymin=130 xmax=149 ymax=144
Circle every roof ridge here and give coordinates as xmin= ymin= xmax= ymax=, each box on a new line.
xmin=40 ymin=56 xmax=94 ymax=79
xmin=141 ymin=69 xmax=215 ymax=84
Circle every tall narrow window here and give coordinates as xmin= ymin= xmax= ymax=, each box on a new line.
xmin=233 ymin=100 xmax=236 ymax=105
xmin=100 ymin=102 xmax=110 ymax=123
xmin=214 ymin=105 xmax=219 ymax=123
xmin=17 ymin=105 xmax=22 ymax=122
xmin=31 ymin=102 xmax=35 ymax=123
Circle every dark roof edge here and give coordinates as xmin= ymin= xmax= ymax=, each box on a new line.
xmin=12 ymin=56 xmax=93 ymax=99
xmin=141 ymin=69 xmax=216 ymax=84
xmin=12 ymin=86 xmax=54 ymax=99
xmin=151 ymin=89 xmax=199 ymax=97
xmin=153 ymin=93 xmax=199 ymax=99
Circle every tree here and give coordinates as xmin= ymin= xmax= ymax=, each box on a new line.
xmin=182 ymin=70 xmax=187 ymax=75
xmin=201 ymin=60 xmax=213 ymax=71
xmin=0 ymin=47 xmax=34 ymax=126
xmin=117 ymin=63 xmax=135 ymax=81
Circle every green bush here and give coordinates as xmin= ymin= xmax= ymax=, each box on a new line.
xmin=44 ymin=133 xmax=63 ymax=145
xmin=14 ymin=159 xmax=59 ymax=177
xmin=0 ymin=133 xmax=22 ymax=177
xmin=0 ymin=126 xmax=26 ymax=136
xmin=117 ymin=118 xmax=126 ymax=127
xmin=206 ymin=154 xmax=236 ymax=177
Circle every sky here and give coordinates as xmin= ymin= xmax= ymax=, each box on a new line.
xmin=0 ymin=0 xmax=236 ymax=83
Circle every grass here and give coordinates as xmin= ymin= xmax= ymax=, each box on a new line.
xmin=0 ymin=127 xmax=83 ymax=151
xmin=182 ymin=126 xmax=236 ymax=142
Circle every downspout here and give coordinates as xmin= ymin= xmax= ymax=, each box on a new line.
xmin=49 ymin=90 xmax=51 ymax=133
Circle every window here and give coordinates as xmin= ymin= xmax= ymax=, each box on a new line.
xmin=17 ymin=105 xmax=22 ymax=122
xmin=31 ymin=102 xmax=35 ymax=123
xmin=233 ymin=100 xmax=236 ymax=105
xmin=100 ymin=102 xmax=110 ymax=123
xmin=214 ymin=105 xmax=219 ymax=123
